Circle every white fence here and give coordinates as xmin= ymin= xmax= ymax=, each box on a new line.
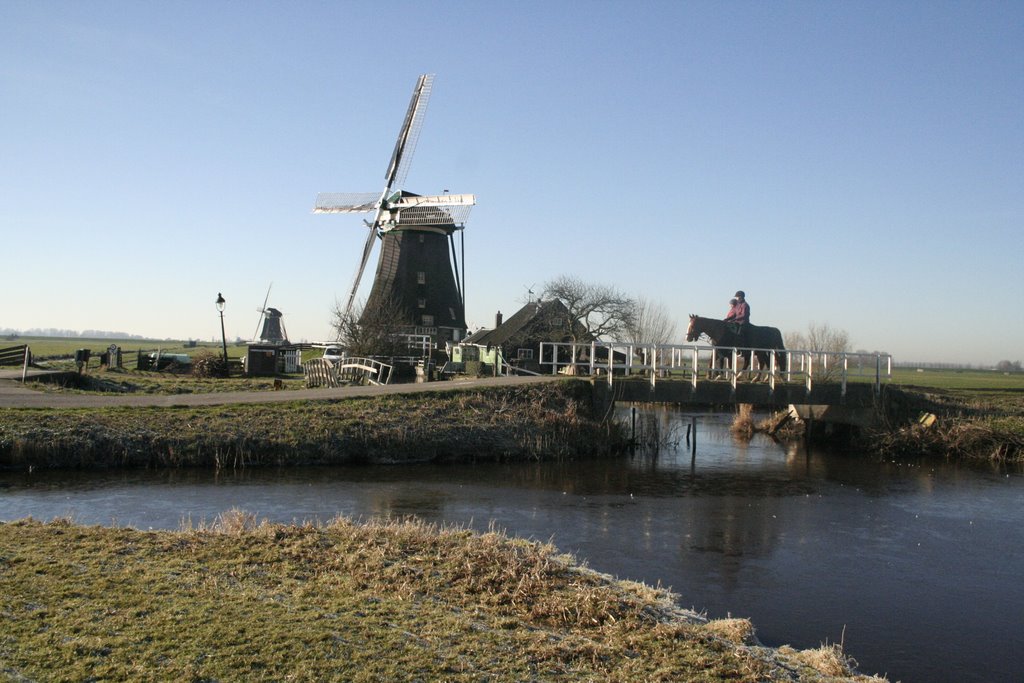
xmin=538 ymin=342 xmax=892 ymax=396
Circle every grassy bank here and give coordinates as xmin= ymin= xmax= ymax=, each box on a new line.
xmin=27 ymin=366 xmax=307 ymax=395
xmin=868 ymin=370 xmax=1023 ymax=462
xmin=0 ymin=382 xmax=625 ymax=470
xmin=0 ymin=515 xmax=881 ymax=682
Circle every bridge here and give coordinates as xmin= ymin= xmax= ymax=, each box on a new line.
xmin=538 ymin=341 xmax=892 ymax=424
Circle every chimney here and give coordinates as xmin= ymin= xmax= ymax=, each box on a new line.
xmin=495 ymin=310 xmax=503 ymax=328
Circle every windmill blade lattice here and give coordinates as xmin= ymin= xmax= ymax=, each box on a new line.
xmin=385 ymin=73 xmax=433 ymax=191
xmin=313 ymin=192 xmax=380 ymax=214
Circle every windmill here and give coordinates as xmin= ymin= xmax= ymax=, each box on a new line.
xmin=251 ymin=284 xmax=288 ymax=344
xmin=314 ymin=73 xmax=475 ymax=344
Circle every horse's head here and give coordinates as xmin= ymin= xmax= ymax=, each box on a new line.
xmin=685 ymin=314 xmax=700 ymax=342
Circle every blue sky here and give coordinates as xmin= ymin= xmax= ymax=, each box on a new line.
xmin=2 ymin=1 xmax=1021 ymax=364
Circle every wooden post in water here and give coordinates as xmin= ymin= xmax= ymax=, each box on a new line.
xmin=690 ymin=416 xmax=697 ymax=464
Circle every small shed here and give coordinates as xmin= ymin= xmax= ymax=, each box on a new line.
xmin=245 ymin=344 xmax=300 ymax=376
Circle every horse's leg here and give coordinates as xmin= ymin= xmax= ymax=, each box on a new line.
xmin=712 ymin=349 xmax=727 ymax=379
xmin=774 ymin=350 xmax=786 ymax=375
xmin=755 ymin=350 xmax=769 ymax=382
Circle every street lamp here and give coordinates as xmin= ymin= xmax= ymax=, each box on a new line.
xmin=215 ymin=292 xmax=228 ymax=373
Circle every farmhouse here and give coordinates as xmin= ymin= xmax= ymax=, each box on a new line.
xmin=453 ymin=300 xmax=589 ymax=375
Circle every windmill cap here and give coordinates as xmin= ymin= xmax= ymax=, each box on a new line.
xmin=734 ymin=290 xmax=745 ymax=298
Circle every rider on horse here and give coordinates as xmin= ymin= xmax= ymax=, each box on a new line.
xmin=724 ymin=290 xmax=750 ymax=343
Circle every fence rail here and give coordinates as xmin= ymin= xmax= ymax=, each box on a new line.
xmin=0 ymin=345 xmax=30 ymax=367
xmin=539 ymin=341 xmax=891 ymax=397
xmin=304 ymin=357 xmax=394 ymax=388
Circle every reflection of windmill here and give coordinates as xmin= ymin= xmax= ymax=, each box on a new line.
xmin=252 ymin=284 xmax=288 ymax=344
xmin=314 ymin=73 xmax=475 ymax=344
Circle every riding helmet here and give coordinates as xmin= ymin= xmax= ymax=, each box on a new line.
xmin=734 ymin=290 xmax=745 ymax=298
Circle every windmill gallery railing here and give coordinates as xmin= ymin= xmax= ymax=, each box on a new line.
xmin=538 ymin=342 xmax=892 ymax=397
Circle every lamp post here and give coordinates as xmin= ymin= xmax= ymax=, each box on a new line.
xmin=215 ymin=292 xmax=228 ymax=374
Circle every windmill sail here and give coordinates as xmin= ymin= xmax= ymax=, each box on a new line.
xmin=251 ymin=283 xmax=273 ymax=341
xmin=385 ymin=74 xmax=433 ymax=190
xmin=313 ymin=192 xmax=380 ymax=214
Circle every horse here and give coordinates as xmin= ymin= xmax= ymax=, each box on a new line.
xmin=685 ymin=314 xmax=787 ymax=379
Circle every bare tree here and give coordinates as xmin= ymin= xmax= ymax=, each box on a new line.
xmin=329 ymin=295 xmax=411 ymax=357
xmin=543 ymin=275 xmax=636 ymax=342
xmin=785 ymin=322 xmax=852 ymax=380
xmin=785 ymin=322 xmax=851 ymax=354
xmin=624 ymin=296 xmax=678 ymax=345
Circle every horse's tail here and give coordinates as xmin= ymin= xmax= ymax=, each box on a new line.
xmin=772 ymin=328 xmax=788 ymax=371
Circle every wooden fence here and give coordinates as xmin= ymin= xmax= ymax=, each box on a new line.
xmin=303 ymin=357 xmax=393 ymax=388
xmin=0 ymin=344 xmax=30 ymax=367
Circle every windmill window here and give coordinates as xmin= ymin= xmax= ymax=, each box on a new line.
xmin=417 ymin=271 xmax=426 ymax=284
xmin=417 ymin=298 xmax=426 ymax=309
xmin=517 ymin=348 xmax=534 ymax=360
xmin=418 ymin=234 xmax=425 ymax=243
xmin=449 ymin=307 xmax=456 ymax=320
xmin=421 ymin=314 xmax=434 ymax=327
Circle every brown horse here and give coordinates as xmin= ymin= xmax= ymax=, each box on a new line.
xmin=685 ymin=315 xmax=787 ymax=375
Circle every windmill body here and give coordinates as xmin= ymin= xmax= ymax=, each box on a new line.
xmin=258 ymin=308 xmax=288 ymax=344
xmin=315 ymin=74 xmax=474 ymax=347
xmin=251 ymin=284 xmax=289 ymax=345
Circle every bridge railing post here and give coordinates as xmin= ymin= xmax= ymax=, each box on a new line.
xmin=841 ymin=353 xmax=848 ymax=398
xmin=806 ymin=352 xmax=814 ymax=394
xmin=731 ymin=348 xmax=738 ymax=392
xmin=769 ymin=349 xmax=776 ymax=393
xmin=649 ymin=344 xmax=656 ymax=389
xmin=691 ymin=347 xmax=699 ymax=389
xmin=590 ymin=341 xmax=596 ymax=377
xmin=607 ymin=343 xmax=613 ymax=387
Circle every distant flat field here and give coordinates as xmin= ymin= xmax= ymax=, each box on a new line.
xmin=4 ymin=336 xmax=229 ymax=358
xmin=4 ymin=336 xmax=332 ymax=366
xmin=890 ymin=367 xmax=1024 ymax=391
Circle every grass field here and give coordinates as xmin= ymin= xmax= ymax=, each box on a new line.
xmin=4 ymin=336 xmax=332 ymax=363
xmin=0 ymin=516 xmax=878 ymax=682
xmin=890 ymin=367 xmax=1024 ymax=391
xmin=4 ymin=335 xmax=239 ymax=359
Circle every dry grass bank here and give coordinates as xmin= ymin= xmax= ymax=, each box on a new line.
xmin=0 ymin=382 xmax=626 ymax=470
xmin=0 ymin=515 xmax=882 ymax=682
xmin=869 ymin=385 xmax=1024 ymax=463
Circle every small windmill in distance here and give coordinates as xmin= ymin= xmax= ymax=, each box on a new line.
xmin=251 ymin=283 xmax=288 ymax=344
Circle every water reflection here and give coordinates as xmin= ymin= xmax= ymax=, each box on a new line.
xmin=1 ymin=407 xmax=1022 ymax=683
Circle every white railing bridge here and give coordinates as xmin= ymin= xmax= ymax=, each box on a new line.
xmin=539 ymin=341 xmax=892 ymax=398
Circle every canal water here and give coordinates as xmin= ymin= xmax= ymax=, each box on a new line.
xmin=1 ymin=406 xmax=1022 ymax=683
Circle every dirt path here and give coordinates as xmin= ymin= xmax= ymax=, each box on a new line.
xmin=0 ymin=371 xmax=563 ymax=409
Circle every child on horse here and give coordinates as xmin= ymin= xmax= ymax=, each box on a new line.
xmin=724 ymin=291 xmax=750 ymax=343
